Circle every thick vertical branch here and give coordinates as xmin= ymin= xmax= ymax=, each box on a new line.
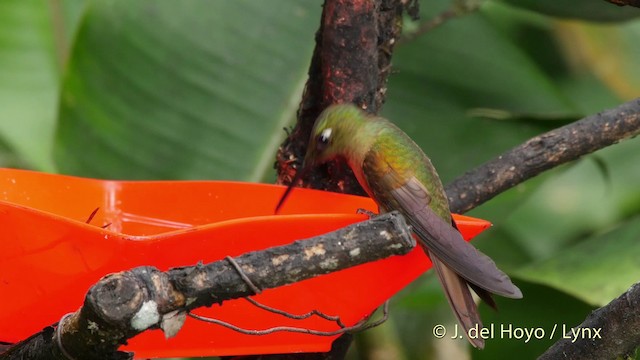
xmin=321 ymin=1 xmax=378 ymax=109
xmin=275 ymin=0 xmax=406 ymax=196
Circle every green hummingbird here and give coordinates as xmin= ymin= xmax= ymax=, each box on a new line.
xmin=276 ymin=104 xmax=522 ymax=349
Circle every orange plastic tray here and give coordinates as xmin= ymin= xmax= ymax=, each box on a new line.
xmin=0 ymin=168 xmax=490 ymax=358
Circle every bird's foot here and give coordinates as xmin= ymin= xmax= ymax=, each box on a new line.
xmin=356 ymin=208 xmax=378 ymax=218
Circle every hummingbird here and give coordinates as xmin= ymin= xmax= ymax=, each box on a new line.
xmin=276 ymin=104 xmax=522 ymax=349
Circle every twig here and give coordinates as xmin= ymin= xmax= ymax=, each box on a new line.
xmin=445 ymin=98 xmax=640 ymax=214
xmin=399 ymin=0 xmax=484 ymax=44
xmin=0 ymin=212 xmax=414 ymax=360
xmin=244 ymin=297 xmax=346 ymax=327
xmin=187 ymin=301 xmax=389 ymax=337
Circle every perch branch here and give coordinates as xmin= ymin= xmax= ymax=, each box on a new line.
xmin=0 ymin=212 xmax=414 ymax=360
xmin=538 ymin=282 xmax=640 ymax=360
xmin=445 ymin=98 xmax=640 ymax=214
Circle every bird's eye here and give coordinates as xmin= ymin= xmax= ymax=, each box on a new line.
xmin=316 ymin=128 xmax=332 ymax=151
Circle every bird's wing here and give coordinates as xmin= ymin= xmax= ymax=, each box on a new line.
xmin=365 ymin=163 xmax=522 ymax=298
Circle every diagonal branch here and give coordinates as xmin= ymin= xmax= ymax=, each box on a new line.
xmin=445 ymin=98 xmax=640 ymax=214
xmin=0 ymin=212 xmax=414 ymax=360
xmin=441 ymin=99 xmax=640 ymax=358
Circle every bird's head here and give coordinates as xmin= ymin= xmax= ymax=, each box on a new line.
xmin=304 ymin=103 xmax=365 ymax=167
xmin=275 ymin=104 xmax=367 ymax=213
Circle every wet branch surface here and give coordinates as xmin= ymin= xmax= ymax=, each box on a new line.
xmin=0 ymin=212 xmax=414 ymax=360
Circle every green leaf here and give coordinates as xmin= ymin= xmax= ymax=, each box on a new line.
xmin=497 ymin=0 xmax=640 ymax=22
xmin=380 ymin=3 xmax=606 ymax=287
xmin=500 ymin=137 xmax=640 ymax=263
xmin=55 ymin=0 xmax=320 ymax=180
xmin=554 ymin=20 xmax=640 ymax=101
xmin=480 ymin=1 xmax=627 ymax=115
xmin=0 ymin=1 xmax=60 ymax=170
xmin=383 ymin=3 xmax=578 ymax=183
xmin=516 ymin=216 xmax=640 ymax=306
xmin=0 ymin=0 xmax=85 ymax=171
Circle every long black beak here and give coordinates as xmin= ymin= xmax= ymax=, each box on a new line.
xmin=274 ymin=166 xmax=308 ymax=214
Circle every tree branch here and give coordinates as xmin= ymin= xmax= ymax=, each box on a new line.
xmin=538 ymin=282 xmax=640 ymax=360
xmin=0 ymin=212 xmax=414 ymax=360
xmin=275 ymin=0 xmax=408 ymax=196
xmin=445 ymin=98 xmax=640 ymax=214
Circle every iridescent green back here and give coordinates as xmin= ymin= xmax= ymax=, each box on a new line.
xmin=361 ymin=118 xmax=452 ymax=222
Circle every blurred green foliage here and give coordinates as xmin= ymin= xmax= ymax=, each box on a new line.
xmin=1 ymin=0 xmax=640 ymax=359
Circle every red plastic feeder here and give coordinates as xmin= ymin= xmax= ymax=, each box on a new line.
xmin=0 ymin=168 xmax=490 ymax=358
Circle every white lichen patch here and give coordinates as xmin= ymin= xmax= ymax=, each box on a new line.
xmin=349 ymin=248 xmax=361 ymax=257
xmin=192 ymin=271 xmax=209 ymax=288
xmin=131 ymin=301 xmax=160 ymax=331
xmin=186 ymin=297 xmax=197 ymax=306
xmin=272 ymin=254 xmax=290 ymax=266
xmin=87 ymin=320 xmax=99 ymax=333
xmin=241 ymin=264 xmax=256 ymax=274
xmin=379 ymin=230 xmax=393 ymax=241
xmin=258 ymin=269 xmax=269 ymax=279
xmin=343 ymin=228 xmax=357 ymax=241
xmin=304 ymin=244 xmax=326 ymax=260
xmin=161 ymin=310 xmax=187 ymax=339
xmin=319 ymin=258 xmax=338 ymax=270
